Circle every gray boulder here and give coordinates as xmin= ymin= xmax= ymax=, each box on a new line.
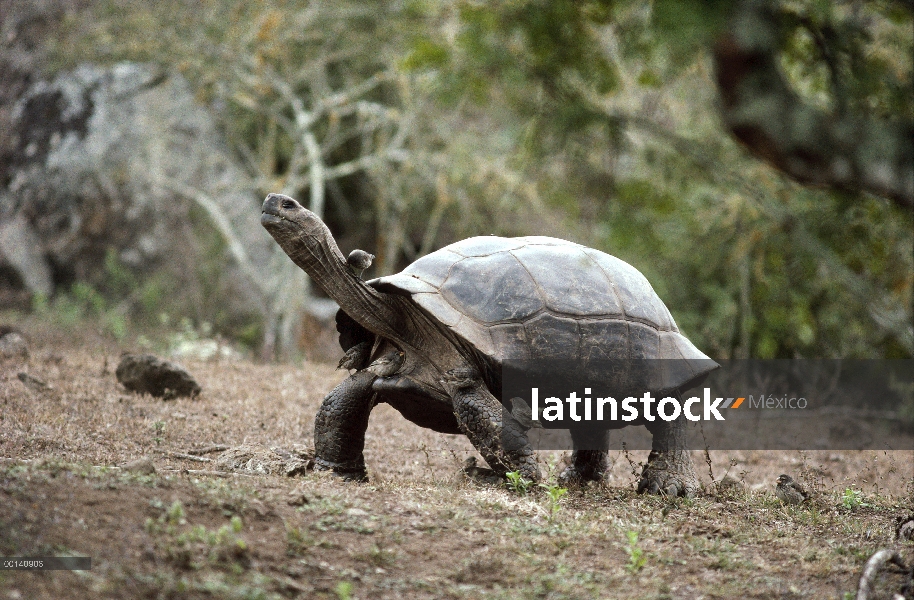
xmin=0 ymin=62 xmax=272 ymax=307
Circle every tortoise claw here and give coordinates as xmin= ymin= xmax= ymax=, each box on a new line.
xmin=637 ymin=450 xmax=699 ymax=498
xmin=313 ymin=456 xmax=368 ymax=482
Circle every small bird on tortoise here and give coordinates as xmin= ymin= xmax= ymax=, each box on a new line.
xmin=346 ymin=249 xmax=374 ymax=279
xmin=775 ymin=474 xmax=809 ymax=504
xmin=366 ymin=351 xmax=404 ymax=378
xmin=337 ymin=341 xmax=372 ymax=372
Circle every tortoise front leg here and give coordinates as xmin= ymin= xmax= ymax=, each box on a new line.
xmin=637 ymin=408 xmax=699 ymax=497
xmin=442 ymin=368 xmax=540 ymax=482
xmin=313 ymin=370 xmax=377 ymax=481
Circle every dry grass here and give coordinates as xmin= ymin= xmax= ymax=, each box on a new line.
xmin=1 ymin=317 xmax=912 ymax=599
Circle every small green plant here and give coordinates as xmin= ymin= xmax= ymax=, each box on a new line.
xmin=539 ymin=483 xmax=568 ymax=521
xmin=32 ymin=281 xmax=129 ymax=339
xmin=167 ymin=500 xmax=186 ymax=525
xmin=145 ymin=501 xmax=249 ymax=571
xmin=505 ymin=471 xmax=533 ymax=495
xmin=152 ymin=420 xmax=166 ymax=446
xmin=335 ymin=581 xmax=354 ymax=600
xmin=841 ymin=488 xmax=871 ymax=510
xmin=625 ymin=530 xmax=647 ymax=573
xmin=365 ymin=543 xmax=396 ymax=567
xmin=285 ymin=523 xmax=312 ymax=556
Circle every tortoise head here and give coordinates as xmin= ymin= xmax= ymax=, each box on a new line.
xmin=261 ymin=193 xmax=411 ymax=350
xmin=261 ymin=194 xmax=321 ymax=256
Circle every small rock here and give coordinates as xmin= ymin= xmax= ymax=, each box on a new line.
xmin=123 ymin=457 xmax=156 ymax=475
xmin=287 ymin=492 xmax=310 ymax=506
xmin=17 ymin=372 xmax=51 ymax=392
xmin=0 ymin=332 xmax=29 ymax=360
xmin=115 ymin=353 xmax=201 ymax=398
xmin=285 ymin=459 xmax=311 ymax=477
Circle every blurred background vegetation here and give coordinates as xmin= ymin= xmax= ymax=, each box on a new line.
xmin=2 ymin=0 xmax=911 ymax=360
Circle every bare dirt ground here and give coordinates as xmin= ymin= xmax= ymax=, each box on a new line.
xmin=1 ymin=318 xmax=912 ymax=599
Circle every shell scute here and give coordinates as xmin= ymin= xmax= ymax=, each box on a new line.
xmin=439 ymin=252 xmax=544 ymax=324
xmin=511 ymin=245 xmax=621 ymax=317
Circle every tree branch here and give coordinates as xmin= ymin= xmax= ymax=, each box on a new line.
xmin=713 ymin=0 xmax=914 ymax=208
xmin=157 ymin=177 xmax=266 ymax=300
xmin=581 ymin=107 xmax=913 ymax=354
xmin=855 ymin=548 xmax=907 ymax=600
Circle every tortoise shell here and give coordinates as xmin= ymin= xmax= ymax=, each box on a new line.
xmin=368 ymin=236 xmax=716 ymax=391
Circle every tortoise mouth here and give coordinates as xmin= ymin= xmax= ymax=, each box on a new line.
xmin=260 ymin=210 xmax=288 ymax=228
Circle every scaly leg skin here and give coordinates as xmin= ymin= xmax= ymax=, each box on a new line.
xmin=637 ymin=415 xmax=699 ymax=497
xmin=444 ymin=374 xmax=540 ymax=482
xmin=558 ymin=428 xmax=610 ymax=486
xmin=313 ymin=370 xmax=377 ymax=482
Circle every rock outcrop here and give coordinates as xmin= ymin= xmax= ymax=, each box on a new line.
xmin=0 ymin=61 xmax=273 ymax=311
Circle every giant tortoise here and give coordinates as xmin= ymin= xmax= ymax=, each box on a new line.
xmin=261 ymin=193 xmax=718 ymax=496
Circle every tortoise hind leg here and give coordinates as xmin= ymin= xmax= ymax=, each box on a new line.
xmin=638 ymin=393 xmax=699 ymax=497
xmin=313 ymin=370 xmax=377 ymax=481
xmin=558 ymin=428 xmax=610 ymax=486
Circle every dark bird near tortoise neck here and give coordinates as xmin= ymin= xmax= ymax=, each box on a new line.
xmin=347 ymin=249 xmax=374 ymax=279
xmin=337 ymin=341 xmax=372 ymax=372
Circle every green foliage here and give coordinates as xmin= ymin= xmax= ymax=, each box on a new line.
xmin=538 ymin=482 xmax=568 ymax=521
xmin=145 ymin=501 xmax=250 ymax=572
xmin=624 ymin=530 xmax=647 ymax=573
xmin=408 ymin=0 xmax=912 ymax=358
xmin=152 ymin=421 xmax=166 ymax=447
xmin=335 ymin=581 xmax=354 ymax=600
xmin=651 ymin=0 xmax=731 ymax=62
xmin=505 ymin=470 xmax=533 ymax=495
xmin=778 ymin=1 xmax=914 ymax=120
xmin=840 ymin=488 xmax=870 ymax=511
xmin=32 ymin=280 xmax=128 ymax=340
xmin=284 ymin=523 xmax=312 ymax=557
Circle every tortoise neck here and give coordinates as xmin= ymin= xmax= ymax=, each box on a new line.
xmin=281 ymin=212 xmax=421 ymax=351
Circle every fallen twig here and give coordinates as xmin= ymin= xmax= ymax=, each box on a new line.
xmin=162 ymin=468 xmax=258 ymax=478
xmin=856 ymin=548 xmax=908 ymax=600
xmin=186 ymin=444 xmax=230 ymax=456
xmin=158 ymin=450 xmax=213 ymax=463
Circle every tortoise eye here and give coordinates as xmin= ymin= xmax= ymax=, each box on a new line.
xmin=281 ymin=199 xmax=296 ymax=210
